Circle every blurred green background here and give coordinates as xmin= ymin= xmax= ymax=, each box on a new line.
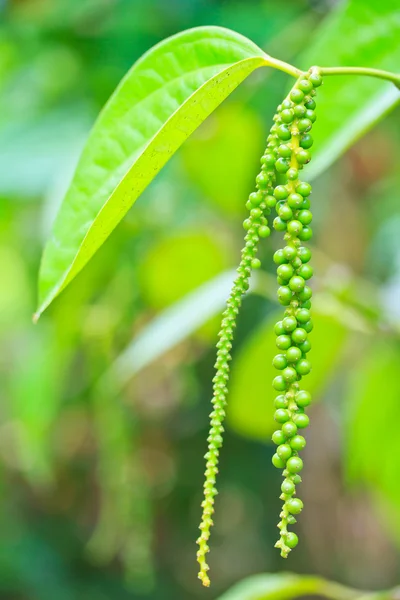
xmin=1 ymin=0 xmax=400 ymax=598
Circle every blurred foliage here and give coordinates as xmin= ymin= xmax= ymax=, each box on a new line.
xmin=1 ymin=0 xmax=400 ymax=599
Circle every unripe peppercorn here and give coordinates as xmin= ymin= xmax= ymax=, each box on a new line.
xmin=273 ymin=354 xmax=288 ymax=370
xmin=298 ymin=246 xmax=311 ymax=262
xmin=286 ymin=532 xmax=298 ymax=548
xmin=274 ymin=395 xmax=289 ymax=409
xmin=277 ymin=444 xmax=292 ymax=461
xmin=290 ymin=89 xmax=304 ymax=103
xmin=281 ymin=421 xmax=297 ymax=438
xmin=282 ymin=316 xmax=297 ymax=331
xmin=275 ymin=409 xmax=290 ymax=423
xmin=296 ymin=182 xmax=312 ymax=197
xmin=276 ymin=335 xmax=292 ymax=350
xmin=272 ymin=429 xmax=286 ymax=445
xmin=295 ymin=390 xmax=311 ymax=407
xmin=290 ymin=435 xmax=306 ymax=451
xmin=272 ymin=453 xmax=286 ymax=469
xmin=286 ymin=456 xmax=303 ymax=474
xmin=292 ymin=328 xmax=307 ymax=344
xmin=293 ymin=413 xmax=310 ymax=429
xmin=281 ymin=479 xmax=295 ymax=495
xmin=286 ymin=346 xmax=302 ymax=363
xmin=287 ymin=497 xmax=304 ymax=514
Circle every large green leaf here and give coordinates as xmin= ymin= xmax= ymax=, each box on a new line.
xmin=217 ymin=573 xmax=367 ymax=600
xmin=301 ymin=0 xmax=400 ymax=180
xmin=35 ymin=26 xmax=285 ymax=319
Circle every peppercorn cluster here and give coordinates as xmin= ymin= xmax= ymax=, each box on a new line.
xmin=196 ymin=115 xmax=279 ymax=588
xmin=197 ymin=67 xmax=322 ymax=586
xmin=268 ymin=68 xmax=322 ymax=557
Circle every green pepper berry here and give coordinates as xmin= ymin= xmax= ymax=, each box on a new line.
xmin=298 ymin=79 xmax=313 ymax=93
xmin=274 ymin=321 xmax=285 ymax=335
xmin=298 ymin=264 xmax=313 ymax=279
xmin=273 ymin=250 xmax=287 ymax=265
xmin=281 ymin=108 xmax=294 ymax=123
xmin=295 ymin=390 xmax=311 ymax=407
xmin=286 ymin=456 xmax=303 ymax=474
xmin=283 ymin=246 xmax=297 ymax=261
xmin=273 ymin=354 xmax=288 ymax=370
xmin=272 ymin=453 xmax=286 ymax=469
xmin=282 ymin=367 xmax=297 ymax=383
xmin=298 ymin=210 xmax=312 ymax=225
xmin=309 ymin=71 xmax=322 ymax=87
xmin=281 ymin=479 xmax=295 ymax=495
xmin=303 ymin=319 xmax=313 ymax=333
xmin=288 ymin=193 xmax=303 ymax=208
xmin=277 ymin=287 xmax=292 ymax=306
xmin=297 ymin=286 xmax=312 ymax=302
xmin=296 ymin=149 xmax=311 ymax=164
xmin=277 ymin=125 xmax=291 ymax=141
xmin=272 ymin=430 xmax=286 ymax=445
xmin=278 ymin=205 xmax=293 ymax=221
xmin=256 ymin=172 xmax=270 ymax=189
xmin=285 ymin=532 xmax=298 ymax=548
xmin=305 ymin=109 xmax=316 ymax=123
xmin=278 ymin=144 xmax=292 ymax=158
xmin=273 ymin=376 xmax=287 ymax=391
xmin=287 ymin=220 xmax=303 ymax=236
xmin=296 ymin=359 xmax=311 ymax=375
xmin=298 ymin=226 xmax=313 ymax=241
xmin=298 ymin=118 xmax=312 ymax=133
xmin=287 ymin=497 xmax=304 ymax=514
xmin=290 ymin=435 xmax=306 ymax=451
xmin=292 ymin=328 xmax=307 ymax=344
xmin=276 ymin=334 xmax=292 ymax=350
xmin=294 ymin=108 xmax=306 ymax=122
xmin=296 ymin=308 xmax=310 ymax=323
xmin=275 ymin=158 xmax=290 ymax=173
xmin=274 ymin=185 xmax=289 ymax=200
xmin=290 ymin=89 xmax=304 ymax=104
xmin=286 ymin=346 xmax=302 ymax=363
xmin=274 ymin=395 xmax=289 ymax=409
xmin=274 ymin=217 xmax=287 ymax=232
xmin=282 ymin=316 xmax=297 ymax=331
xmin=281 ymin=421 xmax=297 ymax=438
xmin=298 ymin=339 xmax=311 ymax=354
xmin=296 ymin=182 xmax=311 ymax=197
xmin=251 ymin=258 xmax=261 ymax=269
xmin=275 ymin=409 xmax=290 ymax=423
xmin=304 ymin=98 xmax=316 ymax=110
xmin=287 ymin=168 xmax=298 ymax=180
xmin=293 ymin=413 xmax=310 ymax=429
xmin=298 ymin=247 xmax=311 ymax=263
xmin=289 ymin=276 xmax=305 ymax=293
xmin=277 ymin=443 xmax=292 ymax=461
xmin=258 ymin=225 xmax=271 ymax=238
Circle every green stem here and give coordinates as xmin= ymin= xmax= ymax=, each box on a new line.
xmin=318 ymin=66 xmax=400 ymax=89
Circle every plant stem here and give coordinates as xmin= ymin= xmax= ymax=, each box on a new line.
xmin=318 ymin=66 xmax=400 ymax=89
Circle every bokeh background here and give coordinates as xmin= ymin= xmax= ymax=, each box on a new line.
xmin=1 ymin=0 xmax=400 ymax=598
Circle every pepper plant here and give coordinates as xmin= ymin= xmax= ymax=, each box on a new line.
xmin=35 ymin=25 xmax=400 ymax=587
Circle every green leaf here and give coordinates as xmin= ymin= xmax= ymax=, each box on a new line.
xmin=300 ymin=0 xmax=400 ymax=180
xmin=36 ymin=26 xmax=285 ymax=319
xmin=345 ymin=339 xmax=400 ymax=546
xmin=228 ymin=311 xmax=347 ymax=442
xmin=217 ymin=573 xmax=362 ymax=600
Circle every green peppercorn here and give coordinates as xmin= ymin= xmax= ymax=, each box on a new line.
xmin=273 ymin=354 xmax=287 ymax=370
xmin=275 ymin=409 xmax=290 ymax=423
xmin=274 ymin=321 xmax=285 ymax=335
xmin=304 ymin=98 xmax=316 ymax=110
xmin=281 ymin=421 xmax=297 ymax=438
xmin=296 ymin=149 xmax=311 ymax=164
xmin=277 ymin=443 xmax=292 ymax=461
xmin=272 ymin=453 xmax=286 ymax=469
xmin=282 ymin=367 xmax=297 ymax=383
xmin=277 ymin=125 xmax=291 ymax=141
xmin=287 ymin=168 xmax=298 ymax=180
xmin=298 ymin=264 xmax=313 ymax=280
xmin=286 ymin=532 xmax=298 ymax=548
xmin=274 ymin=395 xmax=289 ymax=409
xmin=298 ymin=226 xmax=313 ymax=241
xmin=287 ymin=220 xmax=303 ymax=236
xmin=281 ymin=479 xmax=295 ymax=495
xmin=293 ymin=413 xmax=309 ymax=429
xmin=296 ymin=390 xmax=311 ymax=407
xmin=290 ymin=89 xmax=304 ymax=104
xmin=276 ymin=334 xmax=292 ymax=350
xmin=298 ymin=79 xmax=313 ymax=93
xmin=258 ymin=225 xmax=271 ymax=238
xmin=282 ymin=316 xmax=297 ymax=331
xmin=275 ymin=158 xmax=290 ymax=173
xmin=272 ymin=430 xmax=286 ymax=445
xmin=296 ymin=359 xmax=311 ymax=375
xmin=290 ymin=435 xmax=306 ymax=451
xmin=277 ymin=287 xmax=292 ymax=306
xmin=298 ymin=118 xmax=312 ymax=133
xmin=288 ymin=193 xmax=303 ymax=208
xmin=283 ymin=245 xmax=297 ymax=261
xmin=289 ymin=276 xmax=305 ymax=293
xmin=286 ymin=346 xmax=302 ymax=363
xmin=294 ymin=104 xmax=306 ymax=118
xmin=286 ymin=456 xmax=303 ymax=473
xmin=296 ymin=308 xmax=310 ymax=323
xmin=278 ymin=204 xmax=293 ymax=221
xmin=298 ymin=210 xmax=312 ymax=225
xmin=298 ymin=339 xmax=311 ymax=354
xmin=251 ymin=258 xmax=261 ymax=269
xmin=292 ymin=328 xmax=307 ymax=344
xmin=287 ymin=497 xmax=304 ymax=514
xmin=278 ymin=144 xmax=292 ymax=158
xmin=310 ymin=71 xmax=322 ymax=87
xmin=296 ymin=182 xmax=311 ymax=197
xmin=274 ymin=217 xmax=287 ymax=232
xmin=273 ymin=250 xmax=287 ymax=265
xmin=297 ymin=286 xmax=312 ymax=302
xmin=303 ymin=319 xmax=313 ymax=333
